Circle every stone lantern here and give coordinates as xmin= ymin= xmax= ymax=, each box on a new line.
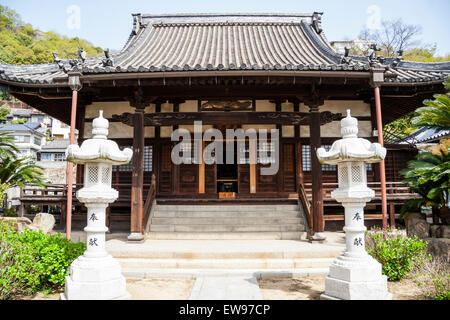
xmin=317 ymin=110 xmax=392 ymax=300
xmin=61 ymin=110 xmax=133 ymax=300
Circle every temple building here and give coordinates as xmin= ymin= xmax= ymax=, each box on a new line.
xmin=1 ymin=13 xmax=448 ymax=240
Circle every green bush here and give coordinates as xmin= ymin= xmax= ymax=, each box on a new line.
xmin=0 ymin=221 xmax=85 ymax=300
xmin=366 ymin=232 xmax=429 ymax=281
xmin=2 ymin=208 xmax=17 ymax=217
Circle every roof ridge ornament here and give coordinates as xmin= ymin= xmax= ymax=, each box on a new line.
xmin=312 ymin=12 xmax=323 ymax=34
xmin=102 ymin=49 xmax=114 ymax=67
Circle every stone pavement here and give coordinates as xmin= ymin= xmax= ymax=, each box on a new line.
xmin=190 ymin=276 xmax=263 ymax=300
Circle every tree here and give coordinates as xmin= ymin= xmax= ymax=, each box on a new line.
xmin=400 ymin=139 xmax=450 ymax=222
xmin=0 ymin=5 xmax=103 ymax=65
xmin=401 ymin=80 xmax=450 ymax=223
xmin=0 ymin=155 xmax=45 ymax=188
xmin=403 ymin=46 xmax=450 ymax=63
xmin=359 ymin=19 xmax=422 ymax=57
xmin=411 ymin=80 xmax=450 ymax=131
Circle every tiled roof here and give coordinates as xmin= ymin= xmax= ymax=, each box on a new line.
xmin=398 ymin=127 xmax=450 ymax=144
xmin=0 ymin=13 xmax=448 ymax=86
xmin=0 ymin=122 xmax=43 ymax=135
xmin=41 ymin=139 xmax=70 ymax=151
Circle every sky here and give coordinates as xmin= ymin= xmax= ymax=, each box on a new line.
xmin=3 ymin=0 xmax=450 ymax=56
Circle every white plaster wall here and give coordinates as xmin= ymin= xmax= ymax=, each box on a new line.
xmin=301 ymin=121 xmax=372 ymax=138
xmin=84 ymin=122 xmax=155 ymax=139
xmin=282 ymin=126 xmax=295 ymax=137
xmin=255 ymin=100 xmax=276 ymax=112
xmin=242 ymin=125 xmax=277 ymax=132
xmin=300 ymin=100 xmax=372 ymax=137
xmin=180 ymin=100 xmax=198 ymax=112
xmin=299 ymin=100 xmax=370 ymax=116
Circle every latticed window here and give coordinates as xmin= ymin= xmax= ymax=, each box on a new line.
xmin=258 ymin=141 xmax=276 ymax=164
xmin=238 ymin=140 xmax=276 ymax=165
xmin=115 ymin=145 xmax=153 ymax=172
xmin=87 ymin=165 xmax=99 ymax=185
xmin=302 ymin=145 xmax=337 ymax=172
xmin=101 ymin=167 xmax=111 ymax=185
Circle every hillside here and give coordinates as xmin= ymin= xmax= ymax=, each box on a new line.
xmin=0 ymin=5 xmax=103 ymax=65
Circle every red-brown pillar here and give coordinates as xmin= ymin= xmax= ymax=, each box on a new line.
xmin=128 ymin=107 xmax=145 ymax=241
xmin=374 ymin=86 xmax=389 ymax=229
xmin=309 ymin=103 xmax=325 ymax=240
xmin=66 ymin=73 xmax=82 ymax=240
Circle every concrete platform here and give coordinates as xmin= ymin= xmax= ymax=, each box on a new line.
xmin=190 ymin=276 xmax=263 ymax=300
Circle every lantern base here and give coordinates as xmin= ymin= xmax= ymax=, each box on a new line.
xmin=321 ymin=254 xmax=392 ymax=300
xmin=62 ymin=254 xmax=131 ymax=300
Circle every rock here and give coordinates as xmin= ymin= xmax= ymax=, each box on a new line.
xmin=424 ymin=238 xmax=450 ymax=262
xmin=439 ymin=225 xmax=450 ymax=239
xmin=406 ymin=218 xmax=430 ymax=239
xmin=430 ymin=225 xmax=441 ymax=238
xmin=26 ymin=224 xmax=41 ymax=232
xmin=32 ymin=213 xmax=56 ymax=234
xmin=0 ymin=216 xmax=32 ymax=225
xmin=403 ymin=213 xmax=423 ymax=226
xmin=429 ymin=225 xmax=450 ymax=239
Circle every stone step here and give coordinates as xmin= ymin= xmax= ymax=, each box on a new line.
xmin=106 ymin=239 xmax=344 ymax=260
xmin=117 ymin=258 xmax=335 ymax=270
xmin=153 ymin=211 xmax=301 ymax=218
xmin=151 ymin=217 xmax=303 ymax=225
xmin=121 ymin=268 xmax=330 ymax=279
xmin=149 ymin=224 xmax=305 ymax=233
xmin=155 ymin=205 xmax=300 ymax=212
xmin=146 ymin=232 xmax=306 ymax=240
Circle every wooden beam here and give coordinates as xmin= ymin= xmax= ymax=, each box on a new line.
xmin=111 ymin=111 xmax=342 ymax=127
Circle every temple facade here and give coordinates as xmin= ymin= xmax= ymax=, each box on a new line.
xmin=1 ymin=13 xmax=448 ymax=240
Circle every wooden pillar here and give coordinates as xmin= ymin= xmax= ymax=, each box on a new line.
xmin=129 ymin=107 xmax=145 ymax=240
xmin=199 ymin=140 xmax=205 ymax=194
xmin=293 ymin=100 xmax=304 ymax=186
xmin=374 ymin=86 xmax=389 ymax=229
xmin=65 ymin=72 xmax=82 ymax=240
xmin=308 ymin=104 xmax=325 ymax=238
xmin=250 ymin=138 xmax=257 ymax=194
xmin=389 ymin=203 xmax=396 ymax=228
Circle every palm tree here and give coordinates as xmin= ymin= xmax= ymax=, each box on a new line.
xmin=411 ymin=79 xmax=450 ymax=131
xmin=0 ymin=155 xmax=45 ymax=188
xmin=0 ymin=131 xmax=19 ymax=158
xmin=400 ymin=142 xmax=450 ymax=223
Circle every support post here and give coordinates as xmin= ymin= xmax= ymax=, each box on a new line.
xmin=374 ymin=86 xmax=389 ymax=229
xmin=309 ymin=103 xmax=325 ymax=240
xmin=66 ymin=73 xmax=82 ymax=240
xmin=129 ymin=107 xmax=145 ymax=241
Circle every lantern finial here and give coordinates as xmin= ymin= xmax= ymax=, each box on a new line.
xmin=341 ymin=109 xmax=358 ymax=138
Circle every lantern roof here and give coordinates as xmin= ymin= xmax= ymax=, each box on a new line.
xmin=317 ymin=110 xmax=387 ymax=165
xmin=66 ymin=111 xmax=132 ymax=165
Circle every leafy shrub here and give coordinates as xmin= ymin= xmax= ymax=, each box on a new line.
xmin=413 ymin=257 xmax=450 ymax=300
xmin=2 ymin=208 xmax=17 ymax=217
xmin=366 ymin=230 xmax=429 ymax=281
xmin=0 ymin=221 xmax=85 ymax=300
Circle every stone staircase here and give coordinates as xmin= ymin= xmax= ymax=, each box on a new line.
xmin=105 ymin=237 xmax=346 ymax=279
xmin=146 ymin=204 xmax=307 ymax=240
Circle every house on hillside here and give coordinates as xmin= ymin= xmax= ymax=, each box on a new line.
xmin=0 ymin=122 xmax=46 ymax=160
xmin=0 ymin=12 xmax=448 ymax=238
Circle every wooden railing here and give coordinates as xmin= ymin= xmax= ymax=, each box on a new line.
xmin=142 ymin=174 xmax=157 ymax=233
xmin=298 ymin=184 xmax=313 ymax=238
xmin=303 ymin=181 xmax=417 ymax=203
